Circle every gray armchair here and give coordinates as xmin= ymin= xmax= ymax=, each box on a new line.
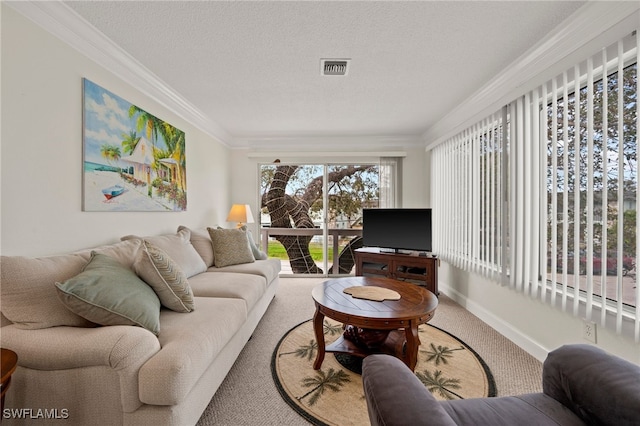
xmin=362 ymin=344 xmax=640 ymax=426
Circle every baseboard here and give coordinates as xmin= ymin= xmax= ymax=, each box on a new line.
xmin=438 ymin=282 xmax=549 ymax=363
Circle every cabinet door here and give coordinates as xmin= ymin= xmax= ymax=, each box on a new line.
xmin=358 ymin=255 xmax=390 ymax=277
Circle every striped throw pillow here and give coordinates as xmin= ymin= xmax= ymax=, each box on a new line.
xmin=134 ymin=240 xmax=195 ymax=312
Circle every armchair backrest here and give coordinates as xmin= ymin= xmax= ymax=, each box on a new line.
xmin=542 ymin=344 xmax=640 ymax=426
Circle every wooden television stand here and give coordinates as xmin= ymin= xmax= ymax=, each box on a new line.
xmin=354 ymin=247 xmax=439 ymax=295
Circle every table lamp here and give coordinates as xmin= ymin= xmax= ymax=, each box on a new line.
xmin=226 ymin=204 xmax=255 ymax=228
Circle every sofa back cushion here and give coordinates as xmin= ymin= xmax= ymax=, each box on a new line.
xmin=177 ymin=226 xmax=215 ymax=267
xmin=0 ymin=239 xmax=142 ymax=329
xmin=122 ymin=228 xmax=206 ymax=278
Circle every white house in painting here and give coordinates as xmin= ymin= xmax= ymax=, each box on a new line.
xmin=120 ymin=137 xmax=155 ymax=186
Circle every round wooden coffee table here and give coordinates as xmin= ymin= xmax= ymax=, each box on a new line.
xmin=312 ymin=276 xmax=438 ymax=371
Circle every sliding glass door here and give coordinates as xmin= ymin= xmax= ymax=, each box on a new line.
xmin=259 ymin=162 xmax=380 ymax=276
xmin=260 ymin=164 xmax=325 ymax=275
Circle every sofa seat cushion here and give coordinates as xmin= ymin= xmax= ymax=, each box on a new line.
xmin=209 ymin=258 xmax=281 ymax=285
xmin=188 ymin=272 xmax=266 ymax=312
xmin=138 ymin=297 xmax=247 ymax=406
xmin=441 ymin=393 xmax=585 ymax=426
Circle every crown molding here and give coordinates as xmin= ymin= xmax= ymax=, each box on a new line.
xmin=236 ymin=134 xmax=425 ymax=150
xmin=422 ymin=2 xmax=640 ymax=150
xmin=246 ymin=151 xmax=407 ymax=159
xmin=6 ymin=0 xmax=235 ymax=147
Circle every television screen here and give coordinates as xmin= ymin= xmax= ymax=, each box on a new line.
xmin=362 ymin=208 xmax=432 ymax=253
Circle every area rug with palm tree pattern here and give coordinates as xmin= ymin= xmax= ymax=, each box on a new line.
xmin=271 ymin=318 xmax=496 ymax=426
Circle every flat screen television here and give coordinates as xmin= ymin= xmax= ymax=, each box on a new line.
xmin=362 ymin=208 xmax=432 ymax=253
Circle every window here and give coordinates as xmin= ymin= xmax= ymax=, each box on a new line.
xmin=432 ymin=109 xmax=507 ymax=281
xmin=432 ymin=31 xmax=639 ymax=340
xmin=545 ymin=39 xmax=637 ymax=326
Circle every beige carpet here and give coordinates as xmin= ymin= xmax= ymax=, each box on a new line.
xmin=197 ymin=277 xmax=542 ymax=426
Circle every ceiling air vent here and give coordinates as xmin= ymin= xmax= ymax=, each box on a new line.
xmin=321 ymin=59 xmax=350 ymax=76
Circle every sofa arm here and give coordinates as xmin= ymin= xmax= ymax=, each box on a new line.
xmin=362 ymin=354 xmax=456 ymax=426
xmin=543 ymin=344 xmax=640 ymax=426
xmin=1 ymin=324 xmax=160 ymax=412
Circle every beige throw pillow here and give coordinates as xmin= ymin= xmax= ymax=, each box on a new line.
xmin=135 ymin=241 xmax=195 ymax=313
xmin=121 ymin=228 xmax=206 ymax=278
xmin=207 ymin=227 xmax=255 ymax=268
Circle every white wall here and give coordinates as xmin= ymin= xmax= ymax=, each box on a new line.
xmin=228 ymin=149 xmax=261 ymax=237
xmin=438 ymin=254 xmax=639 ymax=365
xmin=1 ymin=6 xmax=231 ymax=256
xmin=403 ymin=147 xmax=431 ymax=207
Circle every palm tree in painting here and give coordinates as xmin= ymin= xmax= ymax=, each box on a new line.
xmin=121 ymin=130 xmax=141 ymax=156
xmin=297 ymin=368 xmax=351 ymax=406
xmin=416 ymin=369 xmax=463 ymax=400
xmin=159 ymin=120 xmax=183 ymax=154
xmin=153 ymin=147 xmax=172 ymax=176
xmin=128 ymin=105 xmax=163 ymax=150
xmin=158 ymin=120 xmax=187 ymax=191
xmin=100 ymin=144 xmax=121 ymax=170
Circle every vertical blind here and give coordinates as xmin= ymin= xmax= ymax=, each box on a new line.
xmin=432 ymin=30 xmax=639 ymax=341
xmin=432 ymin=109 xmax=506 ymax=281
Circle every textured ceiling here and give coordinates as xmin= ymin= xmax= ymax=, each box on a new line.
xmin=64 ymin=1 xmax=585 ymax=145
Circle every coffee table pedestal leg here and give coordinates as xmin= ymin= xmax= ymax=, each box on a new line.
xmin=404 ymin=321 xmax=421 ymax=371
xmin=312 ymin=308 xmax=325 ymax=370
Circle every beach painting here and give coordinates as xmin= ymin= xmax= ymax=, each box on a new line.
xmin=82 ymin=79 xmax=187 ymax=211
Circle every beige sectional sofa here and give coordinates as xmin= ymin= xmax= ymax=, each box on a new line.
xmin=0 ymin=226 xmax=280 ymax=425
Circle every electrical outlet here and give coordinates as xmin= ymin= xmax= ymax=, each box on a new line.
xmin=582 ymin=320 xmax=597 ymax=343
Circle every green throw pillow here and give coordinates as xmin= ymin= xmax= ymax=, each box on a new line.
xmin=55 ymin=252 xmax=161 ymax=335
xmin=207 ymin=227 xmax=255 ymax=267
xmin=134 ymin=240 xmax=195 ymax=313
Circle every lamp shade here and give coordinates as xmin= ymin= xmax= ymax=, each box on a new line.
xmin=226 ymin=204 xmax=255 ymax=226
